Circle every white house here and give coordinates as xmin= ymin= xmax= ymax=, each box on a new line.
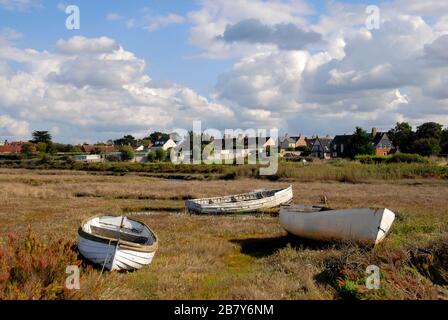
xmin=151 ymin=138 xmax=177 ymax=151
xmin=74 ymin=154 xmax=104 ymax=162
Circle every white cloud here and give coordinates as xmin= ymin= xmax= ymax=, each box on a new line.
xmin=56 ymin=36 xmax=120 ymax=55
xmin=0 ymin=36 xmax=235 ymax=142
xmin=106 ymin=13 xmax=123 ymax=21
xmin=211 ymin=5 xmax=448 ymax=135
xmin=143 ymin=13 xmax=186 ymax=32
xmin=0 ymin=0 xmax=40 ymax=11
xmin=0 ymin=115 xmax=29 ymax=138
xmin=187 ymin=0 xmax=313 ymax=58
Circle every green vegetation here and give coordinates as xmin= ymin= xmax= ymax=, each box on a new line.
xmin=349 ymin=127 xmax=375 ymax=158
xmin=355 ymin=153 xmax=428 ymax=164
xmin=1 ymin=169 xmax=447 ymax=300
xmin=388 ymin=122 xmax=447 ymax=156
xmin=1 ymin=158 xmax=447 ymax=182
xmin=119 ymin=146 xmax=135 ymax=161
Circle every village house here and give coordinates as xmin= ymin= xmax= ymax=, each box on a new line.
xmin=205 ymin=135 xmax=277 ymax=161
xmin=331 ymin=135 xmax=352 ymax=158
xmin=151 ymin=137 xmax=177 ymax=151
xmin=371 ymin=128 xmax=394 ymax=156
xmin=310 ymin=136 xmax=333 ymax=159
xmin=279 ymin=134 xmax=307 ymax=150
xmin=0 ymin=141 xmax=36 ymax=154
xmin=74 ymin=154 xmax=105 ymax=163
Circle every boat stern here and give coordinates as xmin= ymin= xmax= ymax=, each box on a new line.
xmin=375 ymin=208 xmax=396 ymax=244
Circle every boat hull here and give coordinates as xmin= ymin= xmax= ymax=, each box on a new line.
xmin=186 ymin=186 xmax=293 ymax=214
xmin=279 ymin=206 xmax=395 ymax=245
xmin=77 ymin=215 xmax=158 ymax=271
xmin=78 ymin=236 xmax=156 ymax=271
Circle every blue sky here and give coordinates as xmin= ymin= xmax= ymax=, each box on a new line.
xmin=0 ymin=0 xmax=447 ymax=143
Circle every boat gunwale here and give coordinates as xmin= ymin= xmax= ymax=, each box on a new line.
xmin=186 ymin=185 xmax=292 ymax=205
xmin=78 ymin=215 xmax=158 ymax=253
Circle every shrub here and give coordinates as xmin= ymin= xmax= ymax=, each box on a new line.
xmin=119 ymin=146 xmax=134 ymax=161
xmin=155 ymin=148 xmax=167 ymax=162
xmin=386 ymin=153 xmax=428 ymax=164
xmin=0 ymin=229 xmax=81 ymax=300
xmin=355 ymin=155 xmax=389 ymax=164
xmin=147 ymin=151 xmax=157 ymax=163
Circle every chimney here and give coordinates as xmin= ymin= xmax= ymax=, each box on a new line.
xmin=371 ymin=127 xmax=377 ymax=137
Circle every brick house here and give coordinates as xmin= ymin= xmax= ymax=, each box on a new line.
xmin=371 ymin=128 xmax=394 ymax=156
xmin=0 ymin=141 xmax=36 ymax=154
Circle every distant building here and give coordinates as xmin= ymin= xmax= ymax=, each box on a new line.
xmin=0 ymin=141 xmax=35 ymax=154
xmin=280 ymin=134 xmax=307 ymax=150
xmin=74 ymin=154 xmax=105 ymax=162
xmin=331 ymin=135 xmax=352 ymax=158
xmin=151 ymin=138 xmax=177 ymax=151
xmin=371 ymin=128 xmax=394 ymax=156
xmin=310 ymin=137 xmax=332 ymax=159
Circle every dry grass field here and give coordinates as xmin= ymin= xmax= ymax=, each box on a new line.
xmin=1 ymin=168 xmax=447 ymax=300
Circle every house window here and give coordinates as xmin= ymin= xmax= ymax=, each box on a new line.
xmin=341 ymin=144 xmax=344 ymax=153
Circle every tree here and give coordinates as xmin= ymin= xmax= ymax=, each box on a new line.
xmin=31 ymin=131 xmax=52 ymax=144
xmin=411 ymin=122 xmax=444 ymax=156
xmin=412 ymin=138 xmax=441 ymax=156
xmin=296 ymin=145 xmax=311 ymax=156
xmin=148 ymin=132 xmax=169 ymax=144
xmin=119 ymin=146 xmax=135 ymax=161
xmin=114 ymin=135 xmax=137 ymax=147
xmin=388 ymin=122 xmax=414 ymax=153
xmin=36 ymin=142 xmax=47 ymax=153
xmin=20 ymin=143 xmax=34 ymax=159
xmin=349 ymin=127 xmax=375 ymax=158
xmin=415 ymin=122 xmax=443 ymax=140
xmin=441 ymin=128 xmax=448 ymax=155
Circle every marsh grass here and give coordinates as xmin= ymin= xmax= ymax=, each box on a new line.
xmin=0 ymin=168 xmax=447 ymax=300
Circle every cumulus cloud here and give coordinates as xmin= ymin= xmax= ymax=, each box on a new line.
xmin=0 ymin=115 xmax=29 ymax=138
xmin=0 ymin=36 xmax=235 ymax=142
xmin=424 ymin=34 xmax=448 ymax=66
xmin=212 ymin=5 xmax=448 ymax=135
xmin=56 ymin=36 xmax=120 ymax=55
xmin=187 ymin=0 xmax=313 ymax=58
xmin=217 ymin=19 xmax=321 ymax=50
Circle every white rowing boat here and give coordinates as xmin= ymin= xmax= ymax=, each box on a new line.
xmin=78 ymin=215 xmax=158 ymax=271
xmin=185 ymin=186 xmax=293 ymax=214
xmin=279 ymin=205 xmax=395 ymax=245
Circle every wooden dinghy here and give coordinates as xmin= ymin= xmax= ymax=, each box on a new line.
xmin=279 ymin=205 xmax=395 ymax=245
xmin=186 ymin=186 xmax=293 ymax=214
xmin=78 ymin=215 xmax=158 ymax=271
